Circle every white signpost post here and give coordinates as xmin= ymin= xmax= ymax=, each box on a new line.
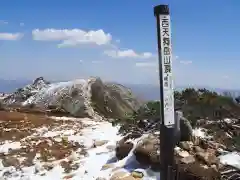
xmin=154 ymin=4 xmax=178 ymax=180
xmin=159 ymin=14 xmax=175 ymax=127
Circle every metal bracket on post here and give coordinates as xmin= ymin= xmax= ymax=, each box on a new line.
xmin=154 ymin=4 xmax=179 ymax=180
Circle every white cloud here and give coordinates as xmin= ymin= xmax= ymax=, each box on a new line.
xmin=0 ymin=20 xmax=8 ymax=25
xmin=104 ymin=49 xmax=154 ymax=59
xmin=135 ymin=62 xmax=157 ymax=67
xmin=32 ymin=29 xmax=112 ymax=47
xmin=0 ymin=33 xmax=23 ymax=40
xmin=179 ymin=60 xmax=192 ymax=65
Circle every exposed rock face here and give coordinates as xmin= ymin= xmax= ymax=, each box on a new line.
xmin=180 ymin=116 xmax=193 ymax=141
xmin=116 ymin=133 xmax=222 ymax=179
xmin=3 ymin=77 xmax=50 ymax=106
xmin=2 ymin=77 xmax=141 ymax=119
xmin=115 ymin=136 xmax=134 ymax=160
xmin=133 ymin=134 xmax=160 ymax=170
xmin=0 ymin=92 xmax=9 ymax=100
xmin=115 ymin=117 xmax=240 ymax=180
xmin=91 ymin=81 xmax=141 ymax=119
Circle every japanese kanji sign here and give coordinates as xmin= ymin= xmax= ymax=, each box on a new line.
xmin=159 ymin=14 xmax=175 ymax=126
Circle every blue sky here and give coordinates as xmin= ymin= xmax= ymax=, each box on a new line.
xmin=1 ymin=0 xmax=240 ymax=89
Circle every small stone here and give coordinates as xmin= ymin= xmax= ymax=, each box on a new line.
xmin=110 ymin=171 xmax=130 ymax=180
xmin=2 ymin=157 xmax=20 ymax=168
xmin=79 ymin=148 xmax=89 ymax=157
xmin=60 ymin=160 xmax=72 ymax=173
xmin=195 ymin=151 xmax=218 ymax=165
xmin=199 ymin=139 xmax=209 ymax=149
xmin=194 ymin=146 xmax=204 ymax=153
xmin=63 ymin=174 xmax=75 ymax=179
xmin=2 ymin=171 xmax=12 ymax=177
xmin=180 ymin=155 xmax=195 ymax=164
xmin=195 ymin=152 xmax=206 ymax=162
xmin=178 ymin=150 xmax=190 ymax=158
xmin=131 ymin=170 xmax=144 ymax=178
xmin=43 ymin=163 xmax=54 ymax=171
xmin=40 ymin=173 xmax=46 ymax=176
xmin=93 ymin=140 xmax=109 ymax=147
xmin=101 ymin=163 xmax=115 ymax=170
xmin=71 ymin=163 xmax=79 ymax=171
xmin=179 ymin=141 xmax=193 ymax=151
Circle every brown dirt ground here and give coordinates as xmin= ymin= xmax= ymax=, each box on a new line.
xmin=0 ymin=109 xmax=86 ymax=170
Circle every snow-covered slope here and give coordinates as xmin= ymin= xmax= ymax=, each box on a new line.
xmin=1 ymin=114 xmax=239 ymax=180
xmin=0 ymin=116 xmax=159 ymax=180
xmin=0 ymin=93 xmax=9 ymax=100
xmin=3 ymin=77 xmax=141 ymax=119
xmin=23 ymin=79 xmax=96 ymax=118
xmin=3 ymin=77 xmax=50 ymax=105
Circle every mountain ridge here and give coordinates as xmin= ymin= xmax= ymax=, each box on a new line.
xmin=1 ymin=79 xmax=240 ymax=100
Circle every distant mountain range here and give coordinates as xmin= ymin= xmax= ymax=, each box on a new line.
xmin=1 ymin=79 xmax=240 ymax=101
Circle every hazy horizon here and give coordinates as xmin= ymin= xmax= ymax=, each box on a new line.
xmin=1 ymin=78 xmax=240 ymax=101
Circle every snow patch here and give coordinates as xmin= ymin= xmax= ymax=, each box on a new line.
xmin=0 ymin=116 xmax=161 ymax=179
xmin=219 ymin=152 xmax=240 ymax=170
xmin=0 ymin=141 xmax=21 ymax=153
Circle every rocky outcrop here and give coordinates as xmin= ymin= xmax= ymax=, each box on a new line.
xmin=115 ymin=117 xmax=240 ymax=180
xmin=118 ymin=115 xmax=193 ymax=143
xmin=115 ymin=134 xmax=222 ymax=179
xmin=115 ymin=136 xmax=134 ymax=160
xmin=134 ymin=134 xmax=160 ymax=170
xmin=90 ymin=81 xmax=141 ymax=119
xmin=3 ymin=77 xmax=50 ymax=106
xmin=0 ymin=92 xmax=9 ymax=100
xmin=2 ymin=77 xmax=141 ymax=119
xmin=180 ymin=116 xmax=193 ymax=141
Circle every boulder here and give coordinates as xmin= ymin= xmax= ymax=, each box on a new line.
xmin=195 ymin=151 xmax=219 ymax=166
xmin=180 ymin=116 xmax=193 ymax=141
xmin=133 ymin=134 xmax=160 ymax=169
xmin=116 ymin=137 xmax=134 ymax=160
xmin=91 ymin=81 xmax=141 ymax=119
xmin=110 ymin=171 xmax=132 ymax=180
xmin=93 ymin=140 xmax=109 ymax=147
xmin=179 ymin=141 xmax=193 ymax=151
xmin=179 ymin=155 xmax=195 ymax=164
xmin=2 ymin=156 xmax=20 ymax=168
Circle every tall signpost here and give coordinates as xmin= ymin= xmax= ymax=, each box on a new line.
xmin=154 ymin=4 xmax=176 ymax=180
